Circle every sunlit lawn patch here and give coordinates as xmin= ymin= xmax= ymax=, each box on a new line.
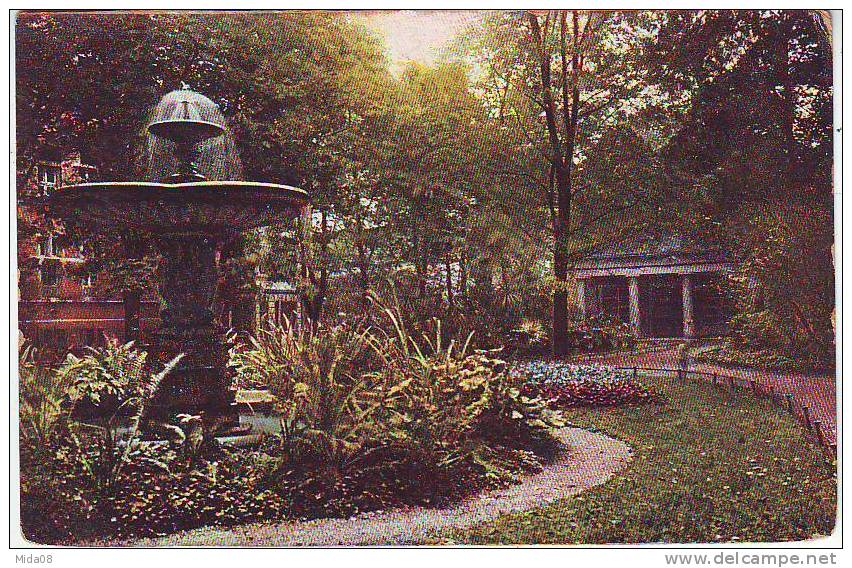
xmin=446 ymin=372 xmax=836 ymax=544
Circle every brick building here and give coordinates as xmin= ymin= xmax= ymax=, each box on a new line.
xmin=17 ymin=153 xmax=161 ymax=361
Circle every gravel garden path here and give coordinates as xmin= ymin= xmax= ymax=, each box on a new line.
xmin=119 ymin=427 xmax=631 ymax=547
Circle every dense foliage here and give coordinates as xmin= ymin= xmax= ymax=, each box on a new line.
xmin=20 ymin=341 xmax=183 ymax=543
xmin=228 ymin=298 xmax=564 ymax=514
xmin=16 ymin=10 xmax=835 ymax=362
xmin=648 ymin=11 xmax=835 ymax=368
xmin=16 ymin=9 xmax=836 ymax=545
xmin=21 ymin=301 xmax=565 ymax=543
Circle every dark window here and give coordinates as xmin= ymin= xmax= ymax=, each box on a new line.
xmin=76 ymin=166 xmax=96 ymax=182
xmin=40 ymin=329 xmax=69 ymax=354
xmin=82 ymin=328 xmax=101 ymax=347
xmin=40 ymin=263 xmax=59 ymax=286
xmin=38 ymin=166 xmax=61 ymax=193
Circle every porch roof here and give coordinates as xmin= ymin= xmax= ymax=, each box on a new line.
xmin=574 ymin=235 xmax=731 ymax=278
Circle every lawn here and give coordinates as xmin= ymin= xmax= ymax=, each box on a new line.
xmin=445 ymin=372 xmax=837 ymax=544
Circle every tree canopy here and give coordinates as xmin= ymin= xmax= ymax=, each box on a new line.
xmin=16 ymin=9 xmax=835 ymax=365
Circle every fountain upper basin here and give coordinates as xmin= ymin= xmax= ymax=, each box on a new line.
xmin=47 ymin=180 xmax=309 ymax=234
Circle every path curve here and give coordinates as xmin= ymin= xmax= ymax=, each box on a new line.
xmin=119 ymin=427 xmax=631 ymax=547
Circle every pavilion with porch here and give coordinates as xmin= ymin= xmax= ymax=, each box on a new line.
xmin=574 ymin=239 xmax=733 ymax=339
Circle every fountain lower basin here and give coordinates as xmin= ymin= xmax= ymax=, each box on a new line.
xmin=49 ymin=180 xmax=308 ymax=233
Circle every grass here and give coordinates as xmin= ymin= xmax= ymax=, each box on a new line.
xmin=443 ymin=372 xmax=837 ymax=544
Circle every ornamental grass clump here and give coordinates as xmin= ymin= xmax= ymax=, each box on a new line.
xmin=516 ymin=361 xmax=657 ymax=408
xmin=363 ymin=293 xmax=563 ymax=495
xmin=227 ymin=293 xmax=564 ymax=518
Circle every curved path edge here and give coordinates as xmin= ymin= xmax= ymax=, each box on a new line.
xmin=117 ymin=427 xmax=632 ymax=547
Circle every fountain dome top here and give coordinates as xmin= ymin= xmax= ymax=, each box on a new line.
xmin=45 ymin=88 xmax=309 ymax=235
xmin=149 ymin=90 xmax=224 ymax=125
xmin=147 ymin=89 xmax=225 ymax=144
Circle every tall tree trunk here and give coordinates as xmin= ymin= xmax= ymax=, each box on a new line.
xmin=445 ymin=256 xmax=454 ymax=310
xmin=459 ymin=248 xmax=468 ymax=300
xmin=777 ymin=15 xmax=797 ymax=183
xmin=300 ymin=208 xmax=328 ymax=331
xmin=528 ymin=10 xmax=580 ymax=358
xmin=552 ymin=164 xmax=572 ymax=357
xmin=354 ymin=199 xmax=371 ymax=320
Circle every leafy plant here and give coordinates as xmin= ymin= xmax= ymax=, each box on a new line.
xmin=231 ymin=317 xmax=380 ymax=478
xmin=567 ymin=315 xmax=637 ymax=353
xmin=20 ymin=340 xmax=183 ymax=543
xmin=506 ymin=319 xmax=549 ymax=357
xmin=366 ymin=292 xmax=563 ymax=479
xmin=55 ymin=339 xmax=148 ymax=413
xmin=72 ymin=351 xmax=183 ymax=491
xmin=19 ymin=341 xmax=71 ymax=460
xmin=223 ymin=293 xmax=566 ymax=520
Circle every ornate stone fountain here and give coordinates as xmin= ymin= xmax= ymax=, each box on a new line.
xmin=47 ymin=90 xmax=308 ymax=416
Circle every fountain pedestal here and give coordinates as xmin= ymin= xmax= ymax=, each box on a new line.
xmin=151 ymin=232 xmax=230 ymax=414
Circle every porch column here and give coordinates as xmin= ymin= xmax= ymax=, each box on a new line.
xmin=123 ymin=290 xmax=140 ymax=343
xmin=682 ymin=274 xmax=695 ymax=338
xmin=577 ymin=278 xmax=587 ymax=320
xmin=628 ymin=276 xmax=641 ymax=337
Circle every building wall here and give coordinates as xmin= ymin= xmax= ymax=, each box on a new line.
xmin=18 ymin=299 xmax=161 ymax=362
xmin=17 ymin=153 xmax=132 ymax=362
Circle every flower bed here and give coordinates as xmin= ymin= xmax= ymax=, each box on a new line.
xmin=514 ymin=361 xmax=658 ymax=408
xmin=20 ymin=302 xmax=565 ymax=544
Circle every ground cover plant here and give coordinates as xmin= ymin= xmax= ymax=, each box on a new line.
xmin=445 ymin=372 xmax=837 ymax=544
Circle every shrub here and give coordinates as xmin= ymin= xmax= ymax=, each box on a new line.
xmin=515 ymin=362 xmax=657 ymax=408
xmin=567 ymin=315 xmax=637 ymax=353
xmin=505 ymin=319 xmax=550 ymax=357
xmin=725 ymin=199 xmax=835 ymax=371
xmin=365 ymin=294 xmax=563 ymax=493
xmin=225 ymin=295 xmax=564 ymax=519
xmin=20 ymin=341 xmax=183 ymax=543
xmin=101 ymin=442 xmax=288 ymax=538
xmin=693 ymin=342 xmax=812 ymax=373
xmin=22 ymin=297 xmax=567 ymax=541
xmin=55 ymin=340 xmax=149 ymax=417
xmin=19 ymin=342 xmax=70 ymax=460
xmin=230 ymin=319 xmax=379 ymax=474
